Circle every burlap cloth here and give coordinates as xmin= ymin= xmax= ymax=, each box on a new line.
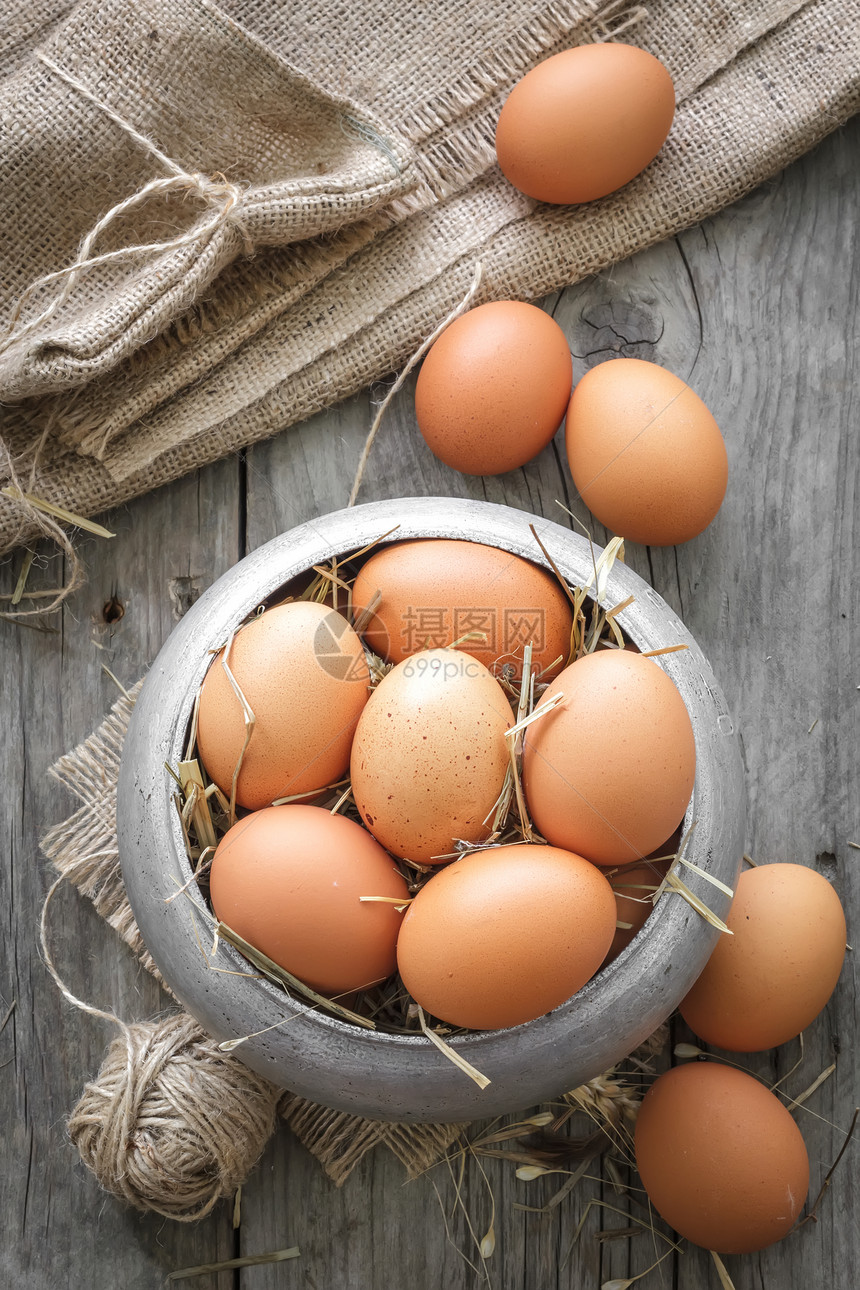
xmin=2 ymin=0 xmax=859 ymax=554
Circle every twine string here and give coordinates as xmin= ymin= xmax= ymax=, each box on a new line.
xmin=0 ymin=50 xmax=251 ymax=622
xmin=347 ymin=259 xmax=484 ymax=508
xmin=39 ymin=862 xmax=131 ymax=1031
xmin=40 ymin=864 xmax=281 ymax=1219
xmin=0 ymin=51 xmax=250 ymax=361
xmin=595 ymin=0 xmax=648 ymax=40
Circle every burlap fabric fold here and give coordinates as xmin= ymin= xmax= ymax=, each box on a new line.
xmin=2 ymin=0 xmax=859 ymax=553
xmin=0 ymin=0 xmax=417 ymax=399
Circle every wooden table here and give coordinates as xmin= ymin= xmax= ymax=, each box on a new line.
xmin=2 ymin=115 xmax=857 ymax=1290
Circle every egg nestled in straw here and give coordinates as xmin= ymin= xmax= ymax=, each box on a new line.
xmin=350 ymin=648 xmax=512 ymax=865
xmin=396 ymin=843 xmax=617 ymax=1029
xmin=196 ymin=600 xmax=370 ymax=810
xmin=522 ymin=649 xmax=695 ymax=865
xmin=351 ymin=537 xmax=574 ymax=680
xmin=209 ymin=805 xmax=409 ymax=996
xmin=603 ymin=855 xmax=672 ymax=965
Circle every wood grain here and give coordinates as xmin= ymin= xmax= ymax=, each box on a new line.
xmin=1 ymin=114 xmax=856 ymax=1289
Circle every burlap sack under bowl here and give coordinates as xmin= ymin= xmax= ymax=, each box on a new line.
xmin=117 ymin=496 xmax=745 ymax=1122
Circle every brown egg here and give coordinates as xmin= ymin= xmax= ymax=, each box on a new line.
xmin=414 ymin=301 xmax=572 ymax=475
xmin=196 ymin=601 xmax=370 ymax=811
xmin=352 ymin=538 xmax=573 ymax=681
xmin=680 ymin=862 xmax=847 ymax=1051
xmin=635 ymin=1061 xmax=809 ymax=1253
xmin=350 ymin=648 xmax=512 ymax=865
xmin=396 ymin=843 xmax=616 ymax=1029
xmin=603 ymin=857 xmax=671 ymax=964
xmin=495 ymin=44 xmax=675 ymax=204
xmin=209 ymin=805 xmax=408 ymax=995
xmin=565 ymin=358 xmax=728 ymax=546
xmin=522 ymin=649 xmax=695 ymax=866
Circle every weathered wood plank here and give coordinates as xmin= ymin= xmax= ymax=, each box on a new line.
xmin=663 ymin=119 xmax=859 ymax=1290
xmin=239 ymin=116 xmax=858 ymax=1290
xmin=0 ymin=112 xmax=855 ymax=1290
xmin=0 ymin=458 xmax=243 ymax=1289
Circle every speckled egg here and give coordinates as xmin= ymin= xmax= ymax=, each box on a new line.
xmin=680 ymin=862 xmax=847 ymax=1051
xmin=352 ymin=538 xmax=573 ymax=680
xmin=396 ymin=843 xmax=617 ymax=1029
xmin=196 ymin=600 xmax=370 ymax=810
xmin=495 ymin=43 xmax=675 ymax=204
xmin=565 ymin=357 xmax=728 ymax=546
xmin=522 ymin=649 xmax=695 ymax=865
xmin=414 ymin=301 xmax=572 ymax=475
xmin=209 ymin=805 xmax=408 ymax=995
xmin=350 ymin=648 xmax=512 ymax=865
xmin=635 ymin=1061 xmax=809 ymax=1253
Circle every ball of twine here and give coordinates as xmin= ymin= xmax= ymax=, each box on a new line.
xmin=68 ymin=1012 xmax=281 ymax=1221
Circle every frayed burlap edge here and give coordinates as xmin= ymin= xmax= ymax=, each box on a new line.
xmin=4 ymin=0 xmax=859 ymax=557
xmin=40 ymin=680 xmax=166 ymax=986
xmin=280 ymin=1095 xmax=463 ymax=1186
xmin=39 ymin=682 xmax=466 ymax=1185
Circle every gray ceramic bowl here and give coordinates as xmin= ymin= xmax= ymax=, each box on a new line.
xmin=118 ymin=497 xmax=745 ymax=1122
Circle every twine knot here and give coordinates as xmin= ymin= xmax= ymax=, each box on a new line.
xmin=68 ymin=1013 xmax=281 ymax=1221
xmin=0 ymin=53 xmax=252 ymax=363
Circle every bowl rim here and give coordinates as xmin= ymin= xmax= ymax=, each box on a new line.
xmin=118 ymin=496 xmax=745 ymax=1121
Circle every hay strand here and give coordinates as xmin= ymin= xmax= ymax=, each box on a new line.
xmin=710 ymin=1250 xmax=738 ymax=1290
xmin=168 ymin=1246 xmax=301 ymax=1281
xmin=10 ymin=549 xmax=34 ymax=605
xmin=417 ymin=1005 xmax=490 ymax=1090
xmin=220 ymin=630 xmax=255 ymax=826
xmin=1 ymin=484 xmax=116 ymax=538
xmin=348 ymin=261 xmax=483 ymax=507
xmin=215 ymin=922 xmax=377 ymax=1030
xmin=177 ymin=760 xmax=218 ymax=852
xmin=794 ymin=1106 xmax=858 ymax=1230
